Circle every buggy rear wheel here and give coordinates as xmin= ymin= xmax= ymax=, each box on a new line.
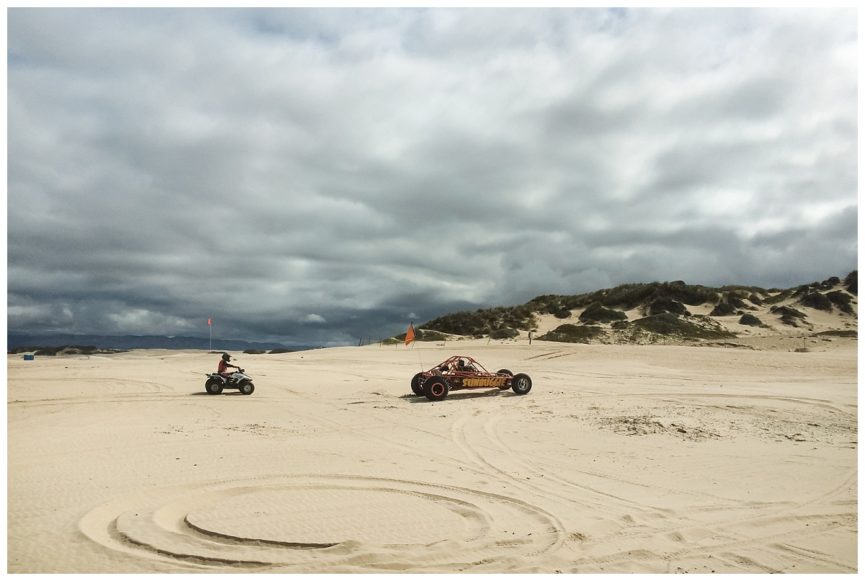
xmin=496 ymin=369 xmax=513 ymax=389
xmin=511 ymin=373 xmax=532 ymax=395
xmin=423 ymin=376 xmax=449 ymax=401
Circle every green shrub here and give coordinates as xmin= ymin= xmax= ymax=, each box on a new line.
xmin=844 ymin=271 xmax=857 ymax=294
xmin=647 ymin=297 xmax=688 ymax=316
xmin=770 ymin=305 xmax=808 ymax=327
xmin=820 ymin=276 xmax=841 ymax=290
xmin=579 ymin=302 xmax=627 ymax=323
xmin=738 ymin=314 xmax=763 ymax=327
xmin=710 ymin=302 xmax=737 ymax=316
xmin=630 ymin=314 xmax=735 ymax=339
xmin=826 ymin=290 xmax=855 ymax=314
xmin=538 ymin=324 xmax=605 ymax=343
xmin=748 ymin=293 xmax=764 ymax=306
xmin=423 ymin=305 xmax=537 ymax=336
xmin=553 ymin=307 xmax=572 ymax=319
xmin=763 ymin=289 xmax=794 ymax=304
xmin=798 ymin=292 xmax=833 ymax=311
xmin=489 ymin=327 xmax=519 ymax=339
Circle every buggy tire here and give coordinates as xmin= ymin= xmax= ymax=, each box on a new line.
xmin=511 ymin=373 xmax=532 ymax=395
xmin=423 ymin=375 xmax=449 ymax=401
xmin=496 ymin=369 xmax=513 ymax=389
xmin=205 ymin=379 xmax=223 ymax=395
xmin=239 ymin=382 xmax=255 ymax=395
xmin=411 ymin=372 xmax=425 ymax=396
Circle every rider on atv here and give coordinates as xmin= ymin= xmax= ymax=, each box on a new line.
xmin=218 ymin=353 xmax=240 ymax=378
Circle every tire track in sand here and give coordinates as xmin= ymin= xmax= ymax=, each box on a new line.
xmin=78 ymin=474 xmax=564 ymax=572
xmin=451 ymin=409 xmax=857 ymax=573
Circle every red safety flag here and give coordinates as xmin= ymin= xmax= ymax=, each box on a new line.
xmin=208 ymin=318 xmax=212 ymax=327
xmin=405 ymin=322 xmax=415 ymax=346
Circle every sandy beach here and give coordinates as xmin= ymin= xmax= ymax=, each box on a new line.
xmin=6 ymin=338 xmax=857 ymax=573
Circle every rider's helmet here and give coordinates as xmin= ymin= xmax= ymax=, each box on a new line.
xmin=222 ymin=353 xmax=231 ymax=362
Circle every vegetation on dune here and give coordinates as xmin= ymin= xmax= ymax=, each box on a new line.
xmin=748 ymin=293 xmax=764 ymax=306
xmin=489 ymin=327 xmax=520 ymax=339
xmin=709 ymin=301 xmax=737 ymax=316
xmin=579 ymin=302 xmax=628 ymax=323
xmin=422 ymin=305 xmax=537 ymax=337
xmin=628 ymin=313 xmax=736 ymax=340
xmin=398 ymin=271 xmax=856 ymax=344
xmin=529 ymin=281 xmax=719 ymax=313
xmin=770 ymin=305 xmax=808 ymax=327
xmin=826 ymin=290 xmax=855 ymax=315
xmin=738 ymin=314 xmax=764 ymax=327
xmin=538 ymin=324 xmax=606 ymax=343
xmin=647 ymin=297 xmax=689 ymax=316
xmin=762 ymin=289 xmax=795 ymax=305
xmin=844 ymin=271 xmax=857 ymax=294
xmin=798 ymin=292 xmax=833 ymax=312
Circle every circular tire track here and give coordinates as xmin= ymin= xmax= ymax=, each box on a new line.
xmin=79 ymin=474 xmax=565 ymax=571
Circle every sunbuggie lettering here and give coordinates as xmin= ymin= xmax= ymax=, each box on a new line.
xmin=462 ymin=377 xmax=506 ymax=388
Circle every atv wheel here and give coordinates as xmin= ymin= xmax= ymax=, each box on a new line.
xmin=205 ymin=379 xmax=223 ymax=395
xmin=423 ymin=376 xmax=449 ymax=401
xmin=239 ymin=382 xmax=255 ymax=395
xmin=410 ymin=372 xmax=425 ymax=396
xmin=511 ymin=373 xmax=532 ymax=395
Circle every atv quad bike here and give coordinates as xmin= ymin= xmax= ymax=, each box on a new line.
xmin=204 ymin=368 xmax=255 ymax=395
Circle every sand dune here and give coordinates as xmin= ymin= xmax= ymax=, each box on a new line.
xmin=6 ymin=339 xmax=857 ymax=573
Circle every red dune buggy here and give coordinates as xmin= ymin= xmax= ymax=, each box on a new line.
xmin=410 ymin=355 xmax=532 ymax=401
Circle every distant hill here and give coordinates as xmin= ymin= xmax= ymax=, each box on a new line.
xmin=6 ymin=333 xmax=301 ymax=353
xmin=399 ymin=271 xmax=857 ymax=345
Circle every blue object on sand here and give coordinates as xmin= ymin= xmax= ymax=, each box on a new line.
xmin=23 ymin=354 xmax=35 ymax=361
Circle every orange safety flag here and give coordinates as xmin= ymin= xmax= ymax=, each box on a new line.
xmin=405 ymin=322 xmax=415 ymax=346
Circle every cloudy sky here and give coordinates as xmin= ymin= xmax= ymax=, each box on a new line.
xmin=6 ymin=7 xmax=858 ymax=346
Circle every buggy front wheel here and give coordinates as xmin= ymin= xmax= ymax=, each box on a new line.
xmin=423 ymin=376 xmax=449 ymax=401
xmin=511 ymin=373 xmax=532 ymax=395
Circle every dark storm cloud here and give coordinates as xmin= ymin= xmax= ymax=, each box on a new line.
xmin=7 ymin=8 xmax=857 ymax=345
